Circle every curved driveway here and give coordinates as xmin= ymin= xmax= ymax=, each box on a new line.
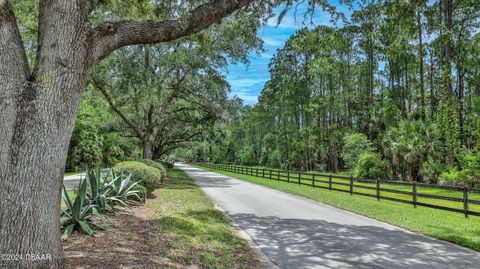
xmin=178 ymin=164 xmax=480 ymax=269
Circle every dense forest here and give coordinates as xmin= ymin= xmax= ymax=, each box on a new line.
xmin=182 ymin=0 xmax=480 ymax=186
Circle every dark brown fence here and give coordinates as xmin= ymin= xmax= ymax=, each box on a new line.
xmin=196 ymin=163 xmax=480 ymax=218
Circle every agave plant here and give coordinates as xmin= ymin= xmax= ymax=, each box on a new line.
xmin=106 ymin=169 xmax=146 ymax=207
xmin=61 ymin=166 xmax=146 ymax=239
xmin=86 ymin=166 xmax=115 ymax=213
xmin=61 ymin=179 xmax=105 ymax=239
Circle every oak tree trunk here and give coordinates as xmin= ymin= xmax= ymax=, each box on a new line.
xmin=143 ymin=139 xmax=155 ymax=160
xmin=0 ymin=81 xmax=86 ymax=268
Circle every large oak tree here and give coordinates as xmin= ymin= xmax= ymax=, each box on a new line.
xmin=0 ymin=0 xmax=257 ymax=268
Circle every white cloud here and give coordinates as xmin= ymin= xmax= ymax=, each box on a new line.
xmin=229 ymin=78 xmax=268 ymax=88
xmin=262 ymin=37 xmax=283 ymax=47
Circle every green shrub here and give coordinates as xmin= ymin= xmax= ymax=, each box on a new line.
xmin=139 ymin=159 xmax=167 ymax=177
xmin=353 ymin=152 xmax=387 ymax=180
xmin=114 ymin=161 xmax=161 ymax=195
xmin=440 ymin=168 xmax=470 ymax=187
xmin=342 ymin=133 xmax=374 ymax=170
xmin=156 ymin=159 xmax=174 ymax=169
xmin=440 ymin=152 xmax=480 ymax=187
xmin=421 ymin=157 xmax=447 ymax=183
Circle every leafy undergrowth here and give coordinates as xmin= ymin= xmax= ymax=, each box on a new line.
xmin=149 ymin=168 xmax=261 ymax=268
xmin=195 ymin=165 xmax=480 ymax=252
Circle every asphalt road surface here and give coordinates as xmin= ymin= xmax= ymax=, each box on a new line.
xmin=63 ymin=170 xmax=110 ymax=189
xmin=63 ymin=173 xmax=85 ymax=189
xmin=178 ymin=164 xmax=480 ymax=269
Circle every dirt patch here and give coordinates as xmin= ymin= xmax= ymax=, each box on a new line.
xmin=63 ymin=202 xmax=177 ymax=269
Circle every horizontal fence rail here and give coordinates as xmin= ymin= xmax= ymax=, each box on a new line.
xmin=194 ymin=163 xmax=480 ymax=218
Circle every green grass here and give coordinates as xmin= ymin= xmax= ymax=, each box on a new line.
xmin=148 ymin=168 xmax=261 ymax=268
xmin=194 ymin=165 xmax=480 ymax=252
xmin=209 ymin=165 xmax=480 ymax=212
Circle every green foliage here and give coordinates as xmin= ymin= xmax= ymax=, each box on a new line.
xmin=183 ymin=1 xmax=480 ymax=185
xmin=67 ymin=89 xmax=139 ymax=169
xmin=85 ymin=166 xmax=114 ymax=214
xmin=61 ymin=167 xmax=146 ymax=239
xmin=383 ymin=120 xmax=439 ymax=181
xmin=139 ymin=159 xmax=167 ymax=177
xmin=353 ymin=152 xmax=387 ymax=180
xmin=342 ymin=133 xmax=374 ymax=170
xmin=114 ymin=161 xmax=162 ymax=195
xmin=421 ymin=157 xmax=447 ymax=182
xmin=108 ymin=170 xmax=146 ymax=206
xmin=440 ymin=168 xmax=470 ymax=187
xmin=61 ymin=180 xmax=105 ymax=239
xmin=440 ymin=152 xmax=480 ymax=187
xmin=156 ymin=159 xmax=174 ymax=169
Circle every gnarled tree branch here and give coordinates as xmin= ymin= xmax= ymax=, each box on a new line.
xmin=90 ymin=0 xmax=253 ymax=64
xmin=92 ymin=78 xmax=144 ymax=139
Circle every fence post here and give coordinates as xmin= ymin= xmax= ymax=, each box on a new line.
xmin=349 ymin=176 xmax=353 ymax=195
xmin=298 ymin=172 xmax=301 ymax=185
xmin=412 ymin=181 xmax=417 ymax=208
xmin=312 ymin=174 xmax=315 ymax=187
xmin=277 ymin=171 xmax=280 ymax=181
xmin=262 ymin=169 xmax=265 ymax=178
xmin=269 ymin=170 xmax=272 ymax=179
xmin=376 ymin=179 xmax=380 ymax=201
xmin=287 ymin=171 xmax=290 ymax=183
xmin=329 ymin=175 xmax=332 ymax=190
xmin=256 ymin=168 xmax=258 ymax=177
xmin=464 ymin=187 xmax=469 ymax=218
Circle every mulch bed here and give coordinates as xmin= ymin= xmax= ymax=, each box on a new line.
xmin=63 ymin=203 xmax=183 ymax=269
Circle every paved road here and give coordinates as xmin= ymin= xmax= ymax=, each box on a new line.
xmin=64 ymin=173 xmax=85 ymax=189
xmin=63 ymin=170 xmax=110 ymax=189
xmin=178 ymin=164 xmax=480 ymax=269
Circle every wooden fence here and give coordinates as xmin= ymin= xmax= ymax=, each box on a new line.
xmin=196 ymin=163 xmax=480 ymax=218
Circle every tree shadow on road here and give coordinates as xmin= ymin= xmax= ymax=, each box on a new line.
xmin=225 ymin=213 xmax=480 ymax=269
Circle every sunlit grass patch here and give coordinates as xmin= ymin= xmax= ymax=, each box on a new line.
xmin=148 ymin=168 xmax=261 ymax=268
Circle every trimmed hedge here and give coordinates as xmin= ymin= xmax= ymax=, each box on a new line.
xmin=139 ymin=159 xmax=167 ymax=177
xmin=114 ymin=161 xmax=161 ymax=195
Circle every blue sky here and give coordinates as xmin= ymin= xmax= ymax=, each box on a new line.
xmin=226 ymin=2 xmax=352 ymax=105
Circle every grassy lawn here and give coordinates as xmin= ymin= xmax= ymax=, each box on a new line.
xmin=208 ymin=165 xmax=480 ymax=212
xmin=148 ymin=168 xmax=261 ymax=268
xmin=193 ymin=164 xmax=480 ymax=252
